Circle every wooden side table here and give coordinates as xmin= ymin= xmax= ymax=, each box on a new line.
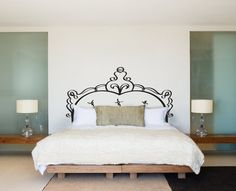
xmin=0 ymin=134 xmax=46 ymax=144
xmin=190 ymin=134 xmax=236 ymax=144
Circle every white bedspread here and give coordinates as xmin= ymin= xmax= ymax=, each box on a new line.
xmin=32 ymin=125 xmax=204 ymax=175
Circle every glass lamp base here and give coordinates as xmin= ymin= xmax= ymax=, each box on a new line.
xmin=196 ymin=127 xmax=207 ymax=137
xmin=22 ymin=127 xmax=33 ymax=137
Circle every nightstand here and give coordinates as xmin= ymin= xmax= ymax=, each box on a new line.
xmin=0 ymin=134 xmax=46 ymax=144
xmin=190 ymin=134 xmax=236 ymax=144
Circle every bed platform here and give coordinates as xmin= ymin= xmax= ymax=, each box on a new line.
xmin=47 ymin=164 xmax=192 ymax=179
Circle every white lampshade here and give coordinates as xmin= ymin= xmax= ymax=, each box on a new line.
xmin=191 ymin=99 xmax=213 ymax=114
xmin=16 ymin=100 xmax=38 ymax=113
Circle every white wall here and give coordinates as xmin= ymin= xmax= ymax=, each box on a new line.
xmin=48 ymin=26 xmax=190 ymax=133
xmin=1 ymin=26 xmax=236 ymax=134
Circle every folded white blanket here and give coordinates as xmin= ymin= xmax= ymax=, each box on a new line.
xmin=32 ymin=125 xmax=204 ymax=175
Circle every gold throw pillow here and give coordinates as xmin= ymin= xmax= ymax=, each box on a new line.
xmin=96 ymin=105 xmax=145 ymax=126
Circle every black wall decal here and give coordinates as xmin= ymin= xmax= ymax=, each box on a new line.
xmin=66 ymin=67 xmax=173 ymax=122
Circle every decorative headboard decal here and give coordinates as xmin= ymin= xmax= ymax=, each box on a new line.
xmin=66 ymin=67 xmax=173 ymax=122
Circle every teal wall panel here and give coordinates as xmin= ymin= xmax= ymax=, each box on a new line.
xmin=190 ymin=32 xmax=214 ymax=133
xmin=190 ymin=32 xmax=236 ymax=151
xmin=0 ymin=32 xmax=48 ymax=136
xmin=213 ymin=33 xmax=236 ymax=134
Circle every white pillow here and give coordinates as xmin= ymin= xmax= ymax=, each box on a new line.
xmin=144 ymin=107 xmax=168 ymax=126
xmin=72 ymin=106 xmax=96 ymax=127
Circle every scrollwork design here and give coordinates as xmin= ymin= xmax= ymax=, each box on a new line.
xmin=115 ymin=98 xmax=123 ymax=106
xmin=161 ymin=90 xmax=172 ymax=98
xmin=105 ymin=67 xmax=134 ymax=95
xmin=142 ymin=100 xmax=148 ymax=105
xmin=87 ymin=100 xmax=95 ymax=107
xmin=66 ymin=90 xmax=80 ymax=117
xmin=160 ymin=90 xmax=173 ymax=119
xmin=66 ymin=67 xmax=174 ymax=122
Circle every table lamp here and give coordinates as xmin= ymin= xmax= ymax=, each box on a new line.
xmin=16 ymin=100 xmax=38 ymax=137
xmin=191 ymin=99 xmax=213 ymax=137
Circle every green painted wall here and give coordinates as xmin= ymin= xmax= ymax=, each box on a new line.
xmin=0 ymin=32 xmax=48 ymax=136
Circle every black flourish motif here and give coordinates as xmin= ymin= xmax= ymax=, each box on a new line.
xmin=87 ymin=100 xmax=95 ymax=107
xmin=142 ymin=100 xmax=148 ymax=105
xmin=115 ymin=99 xmax=123 ymax=106
xmin=105 ymin=67 xmax=134 ymax=94
xmin=66 ymin=67 xmax=173 ymax=122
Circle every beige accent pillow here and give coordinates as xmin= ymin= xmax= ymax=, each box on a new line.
xmin=96 ymin=105 xmax=145 ymax=126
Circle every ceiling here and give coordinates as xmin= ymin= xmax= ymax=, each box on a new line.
xmin=0 ymin=0 xmax=236 ymax=26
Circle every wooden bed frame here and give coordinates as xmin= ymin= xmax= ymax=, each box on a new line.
xmin=47 ymin=164 xmax=192 ymax=179
xmin=47 ymin=67 xmax=193 ymax=179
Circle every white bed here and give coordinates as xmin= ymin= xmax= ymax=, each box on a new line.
xmin=32 ymin=125 xmax=204 ymax=176
xmin=32 ymin=67 xmax=204 ymax=179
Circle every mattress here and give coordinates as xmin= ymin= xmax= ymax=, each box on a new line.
xmin=32 ymin=125 xmax=204 ymax=175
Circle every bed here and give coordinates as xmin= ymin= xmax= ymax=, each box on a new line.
xmin=32 ymin=67 xmax=204 ymax=179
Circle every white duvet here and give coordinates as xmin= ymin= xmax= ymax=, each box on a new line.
xmin=32 ymin=125 xmax=204 ymax=175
